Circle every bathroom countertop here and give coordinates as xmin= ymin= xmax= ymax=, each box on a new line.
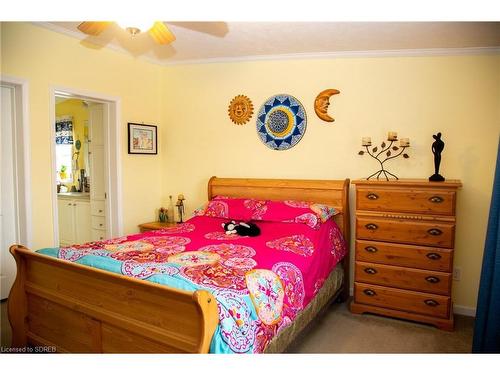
xmin=57 ymin=192 xmax=90 ymax=200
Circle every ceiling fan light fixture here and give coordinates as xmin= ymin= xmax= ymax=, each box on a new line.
xmin=116 ymin=21 xmax=154 ymax=35
xmin=125 ymin=26 xmax=141 ymax=36
xmin=78 ymin=21 xmax=176 ymax=45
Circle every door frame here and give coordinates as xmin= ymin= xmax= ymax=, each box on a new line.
xmin=0 ymin=75 xmax=32 ymax=249
xmin=49 ymin=85 xmax=123 ymax=246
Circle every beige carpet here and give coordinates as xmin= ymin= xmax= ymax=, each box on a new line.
xmin=287 ymin=302 xmax=473 ymax=353
xmin=0 ymin=299 xmax=473 ymax=353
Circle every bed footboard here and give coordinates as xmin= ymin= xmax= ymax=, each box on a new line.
xmin=7 ymin=245 xmax=219 ymax=353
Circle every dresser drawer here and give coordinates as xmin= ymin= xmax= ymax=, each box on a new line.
xmin=91 ymin=229 xmax=106 ymax=241
xmin=91 ymin=201 xmax=105 ymax=217
xmin=356 ymin=188 xmax=456 ymax=215
xmin=354 ymin=282 xmax=451 ymax=319
xmin=356 ymin=217 xmax=455 ymax=248
xmin=355 ymin=261 xmax=451 ymax=295
xmin=91 ymin=215 xmax=106 ymax=230
xmin=355 ymin=240 xmax=453 ymax=272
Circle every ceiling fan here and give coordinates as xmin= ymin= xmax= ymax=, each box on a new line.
xmin=77 ymin=21 xmax=176 ymax=45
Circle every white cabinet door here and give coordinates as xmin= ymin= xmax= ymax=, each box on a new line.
xmin=58 ymin=198 xmax=75 ymax=245
xmin=74 ymin=200 xmax=92 ymax=244
xmin=90 ymin=145 xmax=105 ymax=201
xmin=89 ymin=103 xmax=106 ymax=202
xmin=88 ymin=103 xmax=104 ymax=146
xmin=88 ymin=103 xmax=107 ymax=238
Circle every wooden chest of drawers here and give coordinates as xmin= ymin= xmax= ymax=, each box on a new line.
xmin=350 ymin=179 xmax=461 ymax=330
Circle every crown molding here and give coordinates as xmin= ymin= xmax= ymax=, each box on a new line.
xmin=163 ymin=47 xmax=500 ymax=66
xmin=34 ymin=22 xmax=500 ymax=68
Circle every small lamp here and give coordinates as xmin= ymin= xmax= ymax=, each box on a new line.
xmin=175 ymin=194 xmax=185 ymax=223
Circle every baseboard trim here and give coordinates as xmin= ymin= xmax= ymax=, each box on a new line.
xmin=349 ymin=287 xmax=476 ymax=317
xmin=453 ymin=305 xmax=476 ymax=317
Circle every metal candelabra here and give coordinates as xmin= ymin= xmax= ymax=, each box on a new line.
xmin=358 ymin=134 xmax=410 ymax=181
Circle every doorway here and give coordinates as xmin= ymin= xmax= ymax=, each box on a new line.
xmin=50 ymin=87 xmax=123 ymax=247
xmin=1 ymin=76 xmax=31 ymax=300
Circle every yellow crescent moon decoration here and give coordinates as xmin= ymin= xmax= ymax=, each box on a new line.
xmin=314 ymin=89 xmax=340 ymax=122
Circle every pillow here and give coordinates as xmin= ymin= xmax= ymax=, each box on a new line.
xmin=194 ymin=196 xmax=255 ymax=221
xmin=310 ymin=203 xmax=338 ymax=223
xmin=257 ymin=199 xmax=338 ymax=229
xmin=243 ymin=198 xmax=268 ymax=220
xmin=193 ymin=197 xmax=338 ymax=229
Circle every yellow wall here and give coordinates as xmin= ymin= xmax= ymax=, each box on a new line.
xmin=1 ymin=22 xmax=164 ymax=245
xmin=55 ymin=98 xmax=89 ymax=187
xmin=161 ymin=55 xmax=500 ymax=310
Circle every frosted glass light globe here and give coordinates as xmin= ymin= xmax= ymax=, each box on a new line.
xmin=116 ymin=20 xmax=154 ymax=34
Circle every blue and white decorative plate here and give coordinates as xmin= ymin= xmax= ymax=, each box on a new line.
xmin=256 ymin=94 xmax=307 ymax=150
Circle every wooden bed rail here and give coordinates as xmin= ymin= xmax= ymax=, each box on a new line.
xmin=7 ymin=244 xmax=219 ymax=353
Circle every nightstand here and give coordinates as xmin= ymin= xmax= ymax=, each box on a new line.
xmin=138 ymin=221 xmax=177 ymax=233
xmin=350 ymin=179 xmax=462 ymax=331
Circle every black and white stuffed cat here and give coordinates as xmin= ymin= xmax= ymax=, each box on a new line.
xmin=222 ymin=220 xmax=261 ymax=237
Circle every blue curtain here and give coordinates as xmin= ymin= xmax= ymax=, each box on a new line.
xmin=55 ymin=118 xmax=73 ymax=145
xmin=472 ymin=140 xmax=500 ymax=353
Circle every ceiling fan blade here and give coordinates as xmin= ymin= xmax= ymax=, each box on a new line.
xmin=149 ymin=22 xmax=176 ymax=44
xmin=77 ymin=22 xmax=112 ymax=36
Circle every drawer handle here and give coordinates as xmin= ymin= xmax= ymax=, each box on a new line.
xmin=366 ymin=193 xmax=379 ymax=200
xmin=365 ymin=246 xmax=378 ymax=253
xmin=425 ymin=276 xmax=440 ymax=284
xmin=427 ymin=228 xmax=443 ymax=236
xmin=365 ymin=223 xmax=378 ymax=230
xmin=429 ymin=196 xmax=444 ymax=203
xmin=426 ymin=252 xmax=442 ymax=260
xmin=98 ymin=209 xmax=103 ymax=213
xmin=99 ymin=223 xmax=103 ymax=227
xmin=424 ymin=299 xmax=440 ymax=307
xmin=364 ymin=267 xmax=377 ymax=275
xmin=363 ymin=289 xmax=376 ymax=297
xmin=100 ymin=237 xmax=104 ymax=240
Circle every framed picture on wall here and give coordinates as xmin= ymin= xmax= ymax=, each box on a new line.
xmin=128 ymin=123 xmax=157 ymax=155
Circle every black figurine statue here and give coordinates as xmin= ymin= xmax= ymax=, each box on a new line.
xmin=429 ymin=132 xmax=445 ymax=182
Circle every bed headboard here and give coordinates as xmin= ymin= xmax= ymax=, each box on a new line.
xmin=207 ymin=176 xmax=350 ymax=243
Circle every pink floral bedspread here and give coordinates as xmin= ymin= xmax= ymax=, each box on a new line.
xmin=38 ymin=215 xmax=346 ymax=353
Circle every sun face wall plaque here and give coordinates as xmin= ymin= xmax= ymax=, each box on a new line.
xmin=228 ymin=95 xmax=254 ymax=125
xmin=256 ymin=94 xmax=307 ymax=150
xmin=314 ymin=89 xmax=340 ymax=122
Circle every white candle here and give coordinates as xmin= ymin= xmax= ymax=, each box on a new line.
xmin=362 ymin=137 xmax=372 ymax=146
xmin=400 ymin=138 xmax=410 ymax=147
xmin=388 ymin=132 xmax=398 ymax=141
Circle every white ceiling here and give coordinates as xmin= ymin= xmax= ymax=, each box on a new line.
xmin=38 ymin=22 xmax=500 ymax=65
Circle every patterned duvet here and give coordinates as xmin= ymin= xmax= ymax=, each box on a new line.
xmin=37 ymin=214 xmax=346 ymax=353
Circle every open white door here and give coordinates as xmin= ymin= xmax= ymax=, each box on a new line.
xmin=1 ymin=85 xmax=18 ymax=299
xmin=50 ymin=86 xmax=122 ymax=246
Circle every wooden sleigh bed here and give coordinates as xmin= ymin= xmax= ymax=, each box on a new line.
xmin=8 ymin=177 xmax=350 ymax=353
